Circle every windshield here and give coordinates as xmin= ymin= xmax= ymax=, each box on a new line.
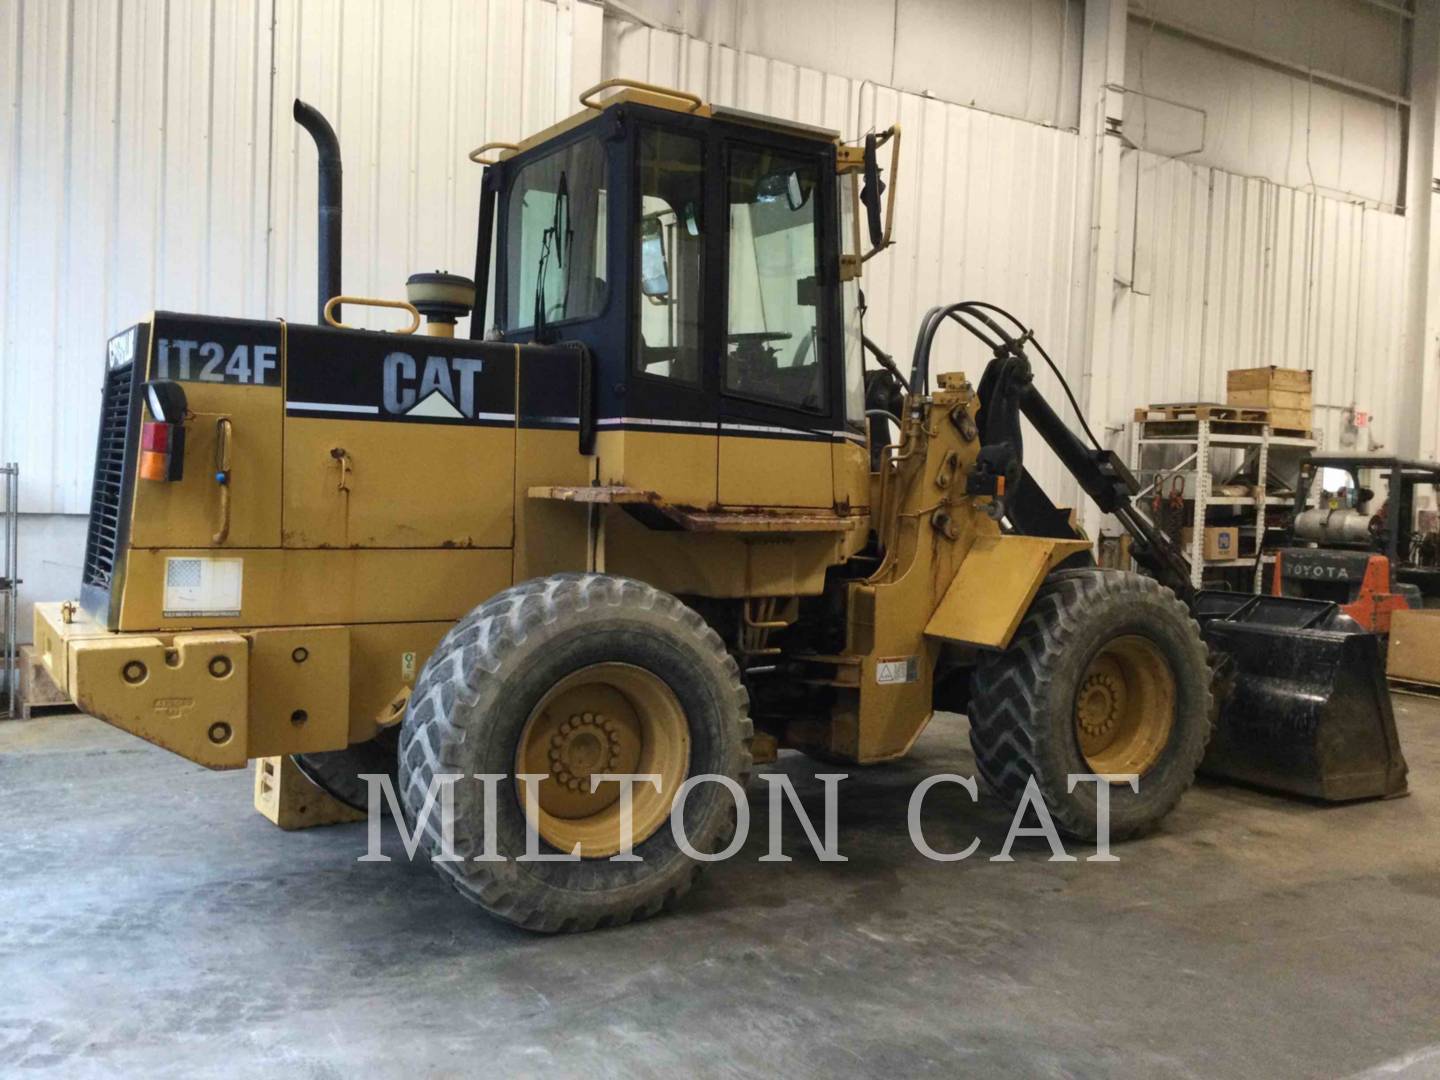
xmin=504 ymin=137 xmax=608 ymax=331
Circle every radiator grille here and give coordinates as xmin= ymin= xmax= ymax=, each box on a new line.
xmin=81 ymin=361 xmax=135 ymax=589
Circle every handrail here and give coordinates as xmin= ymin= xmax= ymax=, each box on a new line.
xmin=323 ymin=295 xmax=421 ymax=334
xmin=468 ymin=140 xmax=520 ymax=166
xmin=578 ymin=77 xmax=704 ymax=112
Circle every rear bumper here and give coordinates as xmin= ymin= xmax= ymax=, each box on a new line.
xmin=32 ymin=602 xmax=352 ymax=769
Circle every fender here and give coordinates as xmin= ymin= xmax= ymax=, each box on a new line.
xmin=924 ymin=533 xmax=1092 ymax=649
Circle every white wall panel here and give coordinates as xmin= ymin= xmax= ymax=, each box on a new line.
xmin=0 ymin=0 xmax=600 ymax=516
xmin=607 ymin=0 xmax=1083 ymax=129
xmin=1126 ymin=0 xmax=1409 ymax=208
xmin=1 ymin=0 xmax=272 ymax=515
xmin=1112 ymin=148 xmax=1409 ymax=454
xmin=268 ymin=0 xmax=602 ymax=333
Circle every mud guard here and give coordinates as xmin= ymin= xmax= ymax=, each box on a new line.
xmin=1194 ymin=592 xmax=1407 ymax=801
xmin=925 ymin=534 xmax=1092 ymax=649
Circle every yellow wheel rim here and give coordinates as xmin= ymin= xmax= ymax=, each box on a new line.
xmin=1074 ymin=635 xmax=1176 ymax=776
xmin=515 ymin=663 xmax=689 ymax=858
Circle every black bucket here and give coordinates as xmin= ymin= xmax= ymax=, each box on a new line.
xmin=1195 ymin=592 xmax=1408 ymax=801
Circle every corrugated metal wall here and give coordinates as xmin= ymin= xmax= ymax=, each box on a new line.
xmin=268 ymin=0 xmax=602 ymax=330
xmin=1112 ymin=149 xmax=1410 ymax=454
xmin=1126 ymin=0 xmax=1410 ymax=209
xmin=2 ymin=0 xmax=272 ymax=514
xmin=604 ymin=20 xmax=1085 ymax=497
xmin=0 ymin=0 xmax=600 ymax=515
xmin=604 ymin=21 xmax=1081 ymax=359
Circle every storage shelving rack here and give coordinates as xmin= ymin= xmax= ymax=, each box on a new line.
xmin=1130 ymin=416 xmax=1317 ymax=592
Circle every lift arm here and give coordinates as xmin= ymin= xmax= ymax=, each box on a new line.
xmin=908 ymin=302 xmax=1195 ymax=602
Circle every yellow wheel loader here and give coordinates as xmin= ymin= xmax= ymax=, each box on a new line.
xmin=34 ymin=81 xmax=1404 ymax=932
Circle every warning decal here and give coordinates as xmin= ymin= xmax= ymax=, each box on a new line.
xmin=876 ymin=656 xmax=919 ymax=685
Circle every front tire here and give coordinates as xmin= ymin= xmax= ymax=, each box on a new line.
xmin=399 ymin=573 xmax=752 ymax=932
xmin=968 ymin=569 xmax=1212 ymax=841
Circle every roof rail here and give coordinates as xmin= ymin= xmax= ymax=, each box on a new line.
xmin=578 ymin=78 xmax=704 ymax=113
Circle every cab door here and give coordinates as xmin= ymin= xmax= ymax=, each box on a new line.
xmin=620 ymin=123 xmax=718 ymax=509
xmin=717 ymin=137 xmax=842 ymax=509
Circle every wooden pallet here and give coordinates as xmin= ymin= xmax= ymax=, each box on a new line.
xmin=1134 ymin=402 xmax=1273 ymax=424
xmin=16 ymin=644 xmax=78 ymax=720
xmin=1135 ymin=401 xmax=1310 ymax=439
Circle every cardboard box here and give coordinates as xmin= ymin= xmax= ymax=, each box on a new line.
xmin=1181 ymin=526 xmax=1240 ymax=561
xmin=1387 ymin=608 xmax=1440 ymax=685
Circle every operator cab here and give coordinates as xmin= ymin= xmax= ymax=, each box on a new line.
xmin=471 ymin=85 xmax=869 ymax=512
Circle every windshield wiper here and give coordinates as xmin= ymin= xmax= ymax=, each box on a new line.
xmin=532 ymin=172 xmax=572 ymax=341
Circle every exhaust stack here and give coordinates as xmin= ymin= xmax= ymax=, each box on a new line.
xmin=293 ymin=99 xmax=342 ymax=324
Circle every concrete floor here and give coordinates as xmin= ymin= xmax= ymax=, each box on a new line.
xmin=3 ymin=702 xmax=1440 ymax=1079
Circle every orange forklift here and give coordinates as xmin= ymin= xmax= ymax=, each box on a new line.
xmin=1272 ymin=453 xmax=1440 ymax=633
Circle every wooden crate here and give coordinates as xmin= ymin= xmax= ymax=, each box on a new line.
xmin=17 ymin=644 xmax=76 ymax=719
xmin=1387 ymin=609 xmax=1440 ymax=686
xmin=1226 ymin=366 xmax=1312 ymax=428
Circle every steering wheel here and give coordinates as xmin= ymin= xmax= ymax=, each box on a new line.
xmin=789 ymin=329 xmax=816 ymax=369
xmin=727 ymin=331 xmax=793 ymax=347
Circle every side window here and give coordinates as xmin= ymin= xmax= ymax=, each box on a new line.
xmin=504 ymin=137 xmax=608 ymax=331
xmin=635 ymin=129 xmax=704 ymax=383
xmin=725 ymin=146 xmax=823 ymax=411
xmin=840 ymin=172 xmax=865 ymax=432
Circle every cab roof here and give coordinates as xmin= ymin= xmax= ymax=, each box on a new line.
xmin=483 ymin=79 xmax=842 ymax=163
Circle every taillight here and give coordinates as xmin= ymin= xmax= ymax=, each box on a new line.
xmin=139 ymin=420 xmax=185 ymax=481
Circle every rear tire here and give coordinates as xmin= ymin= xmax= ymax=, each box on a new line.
xmin=399 ymin=573 xmax=752 ymax=932
xmin=968 ymin=569 xmax=1212 ymax=841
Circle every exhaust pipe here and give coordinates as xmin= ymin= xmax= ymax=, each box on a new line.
xmin=293 ymin=99 xmax=342 ymax=324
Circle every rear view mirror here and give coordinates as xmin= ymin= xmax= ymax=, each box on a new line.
xmin=852 ymin=126 xmax=898 ymax=256
xmin=861 ymin=133 xmax=885 ymax=249
xmin=756 ymin=170 xmax=810 ymax=211
xmin=640 ymin=219 xmax=670 ymax=299
xmin=786 ymin=172 xmax=806 ymax=211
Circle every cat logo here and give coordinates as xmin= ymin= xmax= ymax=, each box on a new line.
xmin=153 ymin=696 xmax=198 ymax=721
xmin=107 ymin=327 xmax=137 ymax=369
xmin=383 ymin=351 xmax=486 ymax=418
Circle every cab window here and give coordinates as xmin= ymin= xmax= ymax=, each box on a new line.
xmin=504 ymin=137 xmax=608 ymax=331
xmin=725 ymin=146 xmax=823 ymax=411
xmin=635 ymin=129 xmax=704 ymax=384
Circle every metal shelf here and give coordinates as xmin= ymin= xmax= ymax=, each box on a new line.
xmin=1131 ymin=417 xmax=1317 ymax=592
xmin=1205 ymin=495 xmax=1293 ymax=506
xmin=1138 ymin=432 xmax=1317 ymax=448
xmin=1205 ymin=556 xmax=1277 ymax=568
